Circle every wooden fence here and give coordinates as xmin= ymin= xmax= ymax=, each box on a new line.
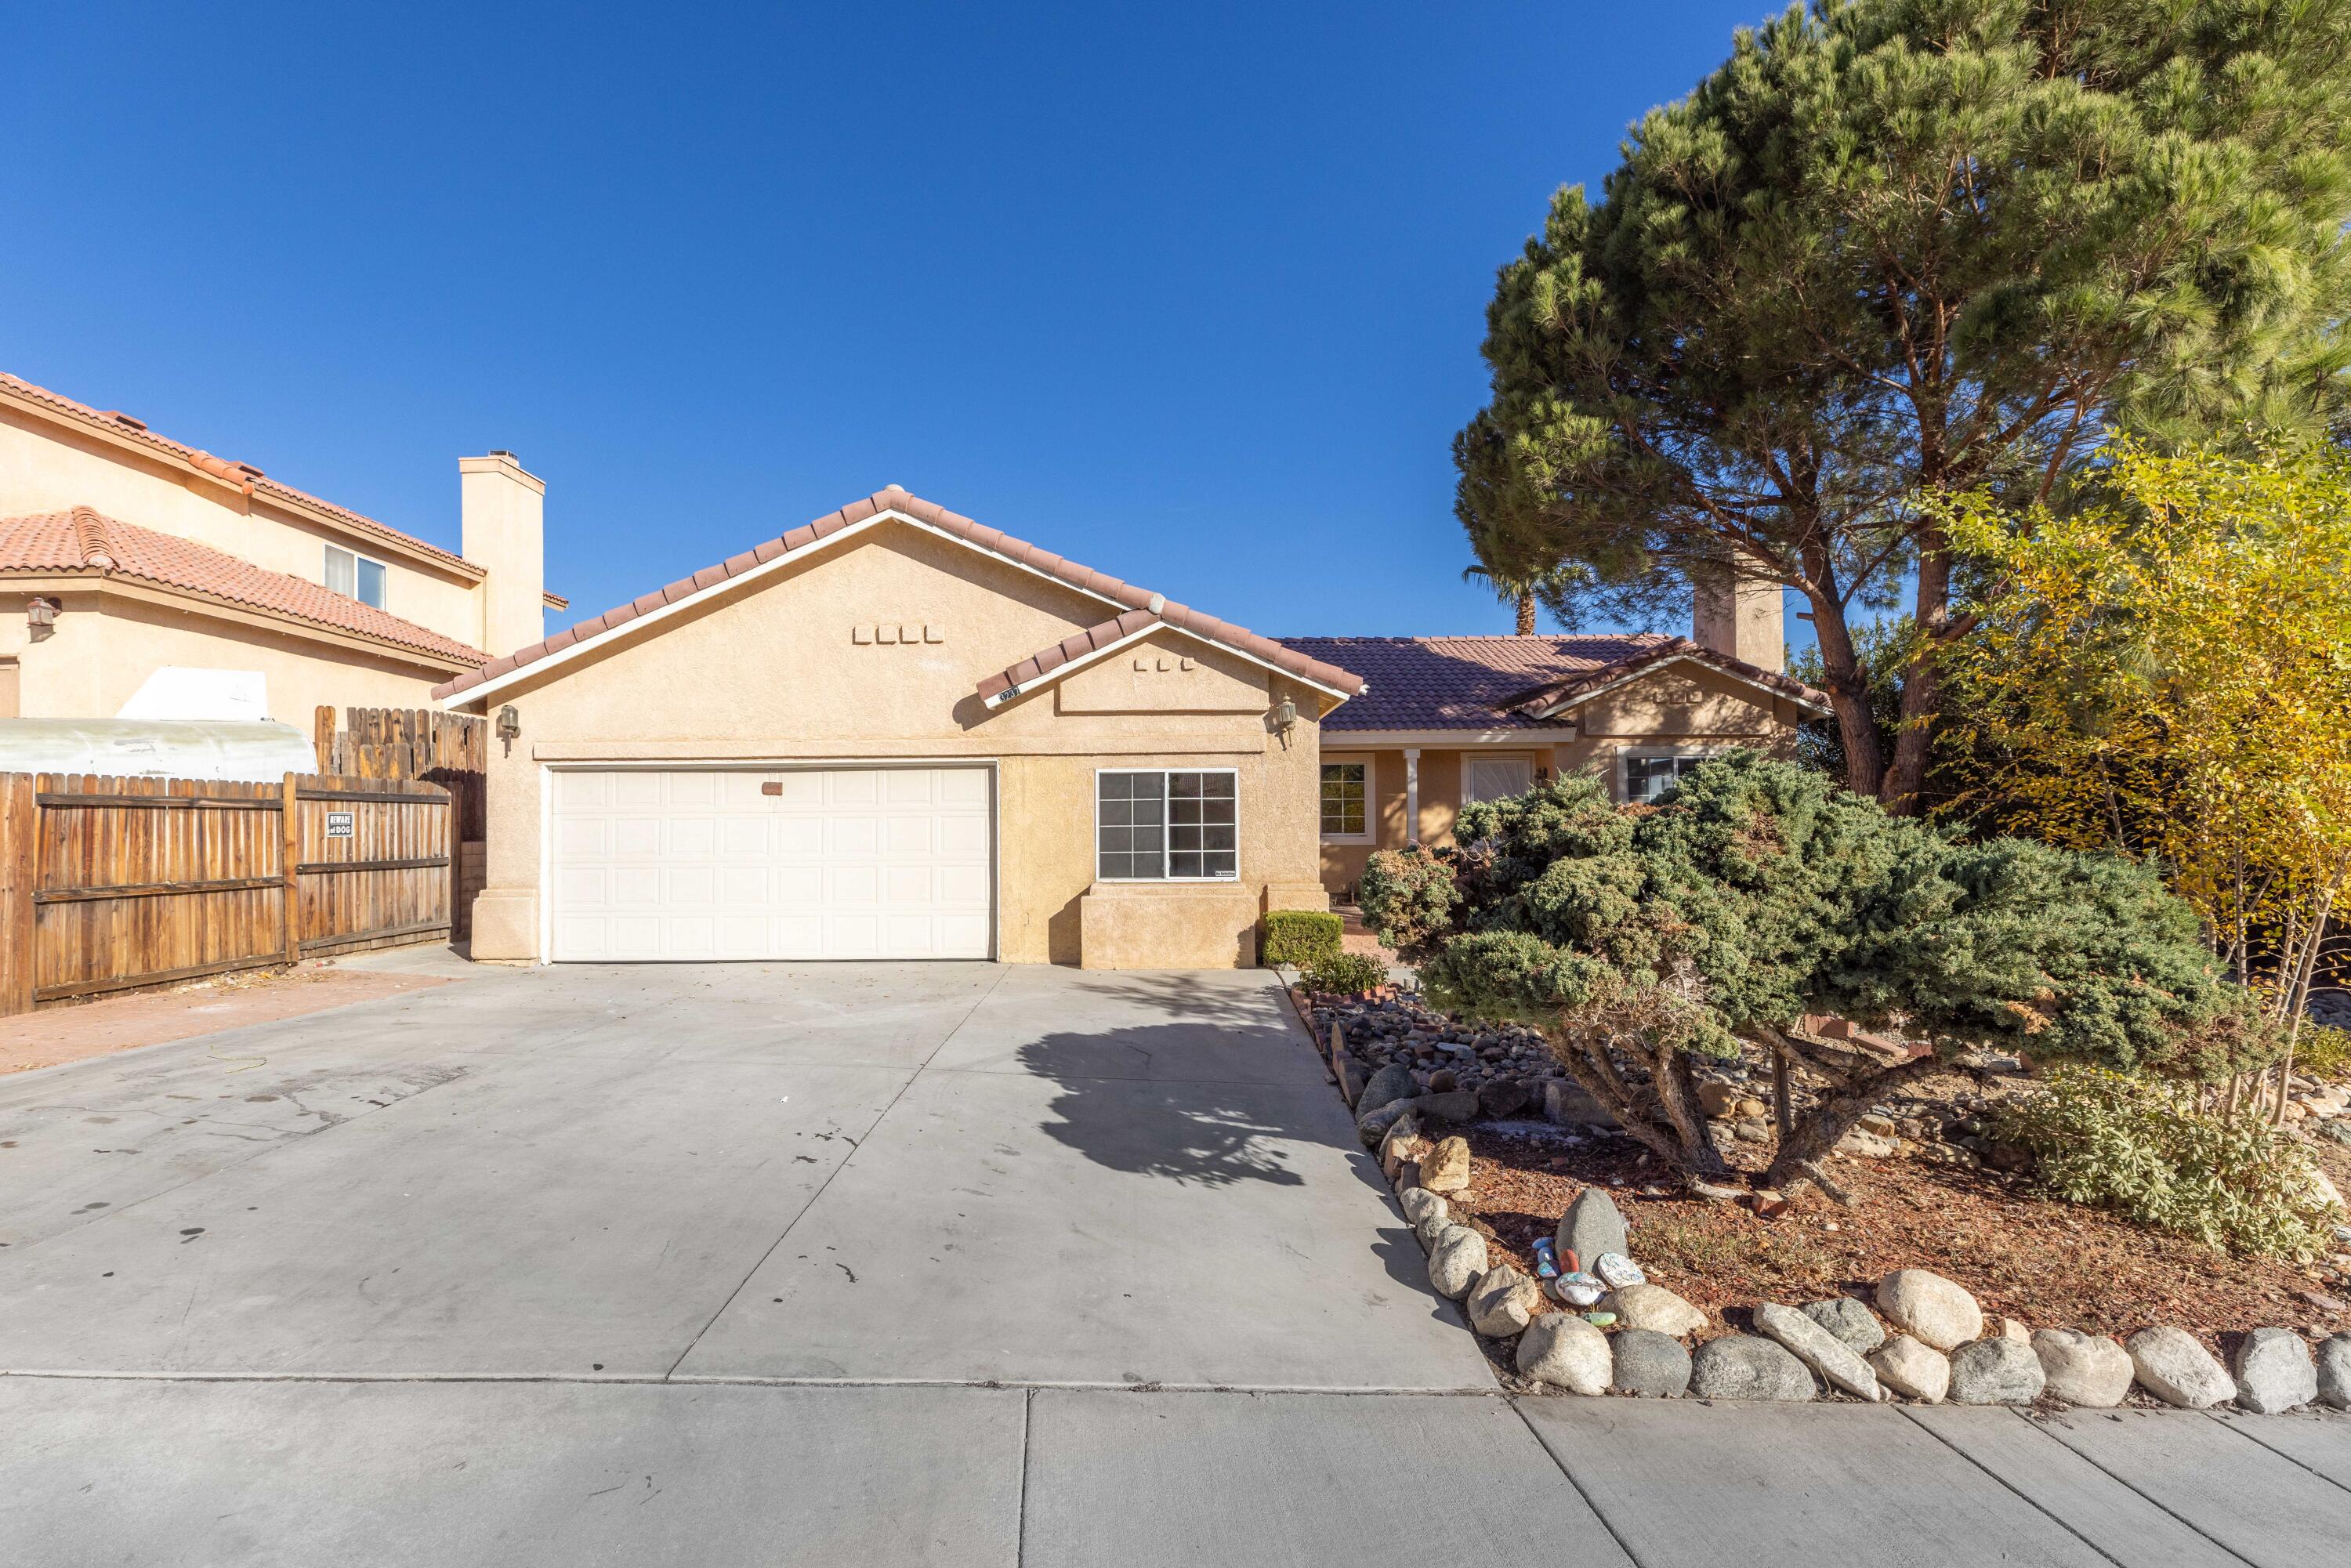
xmin=0 ymin=771 xmax=452 ymax=1016
xmin=315 ymin=706 xmax=485 ymax=941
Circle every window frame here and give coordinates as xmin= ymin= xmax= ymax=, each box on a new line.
xmin=1092 ymin=766 xmax=1241 ymax=883
xmin=1318 ymin=756 xmax=1372 ymax=843
xmin=1460 ymin=751 xmax=1538 ymax=808
xmin=1618 ymin=748 xmax=1722 ymax=805
xmin=324 ymin=543 xmax=389 ymax=610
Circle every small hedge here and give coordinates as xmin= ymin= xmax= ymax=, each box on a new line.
xmin=1306 ymin=951 xmax=1389 ymax=997
xmin=1262 ymin=909 xmax=1343 ymax=969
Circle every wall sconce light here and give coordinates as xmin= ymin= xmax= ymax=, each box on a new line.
xmin=26 ymin=596 xmax=59 ymax=643
xmin=1267 ymin=697 xmax=1299 ymax=748
xmin=496 ymin=704 xmax=520 ymax=757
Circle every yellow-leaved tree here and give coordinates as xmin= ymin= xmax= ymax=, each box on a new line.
xmin=1943 ymin=441 xmax=2351 ymax=1118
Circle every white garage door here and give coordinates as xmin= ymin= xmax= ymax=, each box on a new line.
xmin=549 ymin=768 xmax=992 ymax=961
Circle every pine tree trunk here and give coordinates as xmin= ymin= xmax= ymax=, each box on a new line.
xmin=1881 ymin=533 xmax=1953 ymax=816
xmin=1761 ymin=1055 xmax=1942 ymax=1200
xmin=1800 ymin=570 xmax=1885 ymax=798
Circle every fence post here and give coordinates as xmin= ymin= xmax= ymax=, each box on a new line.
xmin=0 ymin=773 xmax=35 ymax=1016
xmin=281 ymin=773 xmax=302 ymax=965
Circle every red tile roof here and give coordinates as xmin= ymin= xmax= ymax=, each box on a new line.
xmin=980 ymin=608 xmax=1363 ymax=705
xmin=0 ymin=506 xmax=487 ymax=666
xmin=0 ymin=371 xmax=477 ymax=577
xmin=1274 ymin=634 xmax=1828 ymax=730
xmin=436 ymin=485 xmax=1367 ymax=703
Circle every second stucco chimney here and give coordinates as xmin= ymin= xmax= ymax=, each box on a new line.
xmin=1692 ymin=565 xmax=1784 ymax=672
xmin=459 ymin=451 xmax=546 ymax=659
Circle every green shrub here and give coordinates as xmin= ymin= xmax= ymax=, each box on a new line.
xmin=1988 ymin=1066 xmax=2341 ymax=1259
xmin=1305 ymin=952 xmax=1389 ymax=997
xmin=2297 ymin=1023 xmax=2351 ymax=1082
xmin=1357 ymin=845 xmax=1459 ymax=962
xmin=1260 ymin=910 xmax=1342 ymax=969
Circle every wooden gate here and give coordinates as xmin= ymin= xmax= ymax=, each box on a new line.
xmin=0 ymin=771 xmax=452 ymax=1016
xmin=314 ymin=707 xmax=485 ymax=940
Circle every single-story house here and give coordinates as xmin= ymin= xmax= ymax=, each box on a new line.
xmin=437 ymin=487 xmax=1827 ymax=969
xmin=1277 ymin=621 xmax=1831 ymax=900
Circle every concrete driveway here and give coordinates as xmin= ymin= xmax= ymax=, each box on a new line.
xmin=0 ymin=960 xmax=1484 ymax=1389
xmin=6 ymin=957 xmax=2346 ymax=1566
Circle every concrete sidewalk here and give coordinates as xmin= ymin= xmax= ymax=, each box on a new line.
xmin=5 ymin=1378 xmax=2345 ymax=1566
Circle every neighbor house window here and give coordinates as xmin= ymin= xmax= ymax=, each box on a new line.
xmin=1320 ymin=761 xmax=1368 ymax=839
xmin=1097 ymin=770 xmax=1237 ymax=880
xmin=1464 ymin=755 xmax=1535 ymax=805
xmin=1624 ymin=754 xmax=1715 ymax=803
xmin=324 ymin=545 xmax=387 ymax=609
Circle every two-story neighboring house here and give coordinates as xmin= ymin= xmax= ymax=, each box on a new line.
xmin=0 ymin=372 xmax=556 ymax=721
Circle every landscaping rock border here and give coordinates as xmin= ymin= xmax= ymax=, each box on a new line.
xmin=1305 ymin=984 xmax=2346 ymax=1416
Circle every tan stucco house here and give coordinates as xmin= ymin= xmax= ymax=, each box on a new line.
xmin=0 ymin=371 xmax=563 ymax=721
xmin=1280 ymin=585 xmax=1831 ymax=899
xmin=436 ymin=484 xmax=1827 ymax=970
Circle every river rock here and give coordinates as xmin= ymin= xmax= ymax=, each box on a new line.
xmin=2030 ymin=1329 xmax=2133 ymax=1407
xmin=1604 ymin=1283 xmax=1708 ymax=1338
xmin=1610 ymin=1328 xmax=1693 ymax=1397
xmin=1419 ymin=1136 xmax=1473 ymax=1193
xmin=1688 ymin=1334 xmax=1817 ymax=1402
xmin=1516 ymin=1312 xmax=1611 ymax=1394
xmin=1698 ymin=1080 xmax=1739 ymax=1117
xmin=2127 ymin=1326 xmax=2235 ymax=1408
xmin=2233 ymin=1327 xmax=2317 ymax=1414
xmin=1426 ymin=1225 xmax=1487 ymax=1299
xmin=1558 ymin=1189 xmax=1628 ymax=1266
xmin=2317 ymin=1333 xmax=2350 ymax=1410
xmin=1397 ymin=1186 xmax=1447 ymax=1230
xmin=1544 ymin=1079 xmax=1619 ymax=1128
xmin=1467 ymin=1264 xmax=1545 ymax=1338
xmin=1355 ymin=1062 xmax=1416 ymax=1115
xmin=1478 ymin=1077 xmax=1531 ymax=1119
xmin=1875 ymin=1269 xmax=1983 ymax=1351
xmin=1949 ymin=1337 xmax=2046 ymax=1404
xmin=1754 ymin=1302 xmax=1883 ymax=1400
xmin=1800 ymin=1297 xmax=1886 ymax=1355
xmin=1867 ymin=1335 xmax=1951 ymax=1403
xmin=1410 ymin=1089 xmax=1480 ymax=1124
xmin=1357 ymin=1101 xmax=1411 ymax=1149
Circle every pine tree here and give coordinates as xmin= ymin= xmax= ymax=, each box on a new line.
xmin=1459 ymin=0 xmax=2351 ymax=810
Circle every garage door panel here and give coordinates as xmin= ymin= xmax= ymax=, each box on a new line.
xmin=550 ymin=767 xmax=992 ymax=961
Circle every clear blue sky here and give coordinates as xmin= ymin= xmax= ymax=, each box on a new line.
xmin=4 ymin=2 xmax=1786 ymax=645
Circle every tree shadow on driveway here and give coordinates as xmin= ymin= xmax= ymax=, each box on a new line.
xmin=1016 ymin=1026 xmax=1309 ymax=1189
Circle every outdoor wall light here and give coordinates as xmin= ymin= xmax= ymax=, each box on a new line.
xmin=26 ymin=596 xmax=59 ymax=642
xmin=1268 ymin=697 xmax=1299 ymax=748
xmin=496 ymin=704 xmax=520 ymax=756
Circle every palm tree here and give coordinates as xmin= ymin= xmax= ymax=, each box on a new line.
xmin=1463 ymin=563 xmax=1559 ymax=636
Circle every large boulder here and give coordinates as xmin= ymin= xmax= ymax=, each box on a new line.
xmin=1543 ymin=1079 xmax=1620 ymax=1128
xmin=1800 ymin=1297 xmax=1886 ymax=1356
xmin=1419 ymin=1136 xmax=1473 ymax=1193
xmin=1357 ymin=1102 xmax=1412 ymax=1149
xmin=1557 ymin=1188 xmax=1628 ymax=1266
xmin=2030 ymin=1329 xmax=2133 ymax=1407
xmin=1875 ymin=1269 xmax=1983 ymax=1351
xmin=1478 ymin=1077 xmax=1532 ymax=1119
xmin=2127 ymin=1327 xmax=2235 ymax=1409
xmin=1412 ymin=1205 xmax=1454 ymax=1249
xmin=1949 ymin=1337 xmax=2047 ymax=1405
xmin=2233 ymin=1327 xmax=2317 ymax=1414
xmin=1867 ymin=1335 xmax=1951 ymax=1403
xmin=1467 ymin=1265 xmax=1545 ymax=1338
xmin=1604 ymin=1283 xmax=1708 ymax=1338
xmin=1610 ymin=1328 xmax=1693 ymax=1397
xmin=1753 ymin=1302 xmax=1883 ymax=1400
xmin=1517 ymin=1313 xmax=1611 ymax=1394
xmin=1688 ymin=1334 xmax=1817 ymax=1402
xmin=2317 ymin=1333 xmax=2351 ymax=1410
xmin=1426 ymin=1225 xmax=1487 ymax=1299
xmin=1409 ymin=1089 xmax=1481 ymax=1124
xmin=1355 ymin=1062 xmax=1416 ymax=1115
xmin=1396 ymin=1186 xmax=1447 ymax=1230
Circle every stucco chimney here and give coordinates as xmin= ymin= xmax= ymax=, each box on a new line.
xmin=1692 ymin=565 xmax=1784 ymax=672
xmin=459 ymin=451 xmax=545 ymax=659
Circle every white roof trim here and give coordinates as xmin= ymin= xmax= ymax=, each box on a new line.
xmin=1526 ymin=653 xmax=1832 ymax=719
xmin=443 ymin=507 xmax=1136 ymax=710
xmin=987 ymin=620 xmax=1360 ymax=709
